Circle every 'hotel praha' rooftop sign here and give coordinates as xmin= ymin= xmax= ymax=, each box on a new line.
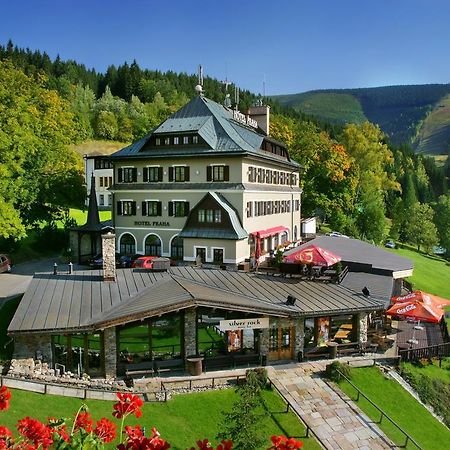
xmin=219 ymin=317 xmax=269 ymax=331
xmin=232 ymin=110 xmax=258 ymax=128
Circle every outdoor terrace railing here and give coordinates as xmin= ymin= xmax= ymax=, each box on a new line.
xmin=268 ymin=378 xmax=327 ymax=449
xmin=336 ymin=369 xmax=423 ymax=449
xmin=399 ymin=342 xmax=450 ymax=363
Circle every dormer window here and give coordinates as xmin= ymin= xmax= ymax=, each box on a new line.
xmin=164 ymin=137 xmax=170 ymax=145
xmin=174 ymin=137 xmax=179 ymax=145
xmin=183 ymin=136 xmax=189 ymax=144
xmin=155 ymin=138 xmax=161 ymax=146
xmin=192 ymin=135 xmax=198 ymax=144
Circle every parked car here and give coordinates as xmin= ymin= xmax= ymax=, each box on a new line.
xmin=432 ymin=246 xmax=446 ymax=255
xmin=89 ymin=253 xmax=121 ymax=269
xmin=116 ymin=254 xmax=141 ymax=268
xmin=326 ymin=231 xmax=349 ymax=238
xmin=132 ymin=256 xmax=171 ymax=271
xmin=385 ymin=240 xmax=396 ymax=249
xmin=0 ymin=254 xmax=12 ymax=273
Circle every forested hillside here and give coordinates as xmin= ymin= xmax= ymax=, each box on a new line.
xmin=274 ymin=84 xmax=450 ymax=153
xmin=0 ymin=40 xmax=449 ymax=257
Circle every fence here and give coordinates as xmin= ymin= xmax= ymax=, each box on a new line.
xmin=336 ymin=370 xmax=423 ymax=449
xmin=399 ymin=342 xmax=450 ymax=363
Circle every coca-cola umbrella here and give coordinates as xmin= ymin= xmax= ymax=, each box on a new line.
xmin=391 ymin=290 xmax=450 ymax=310
xmin=385 ymin=300 xmax=444 ymax=324
xmin=283 ymin=245 xmax=341 ymax=267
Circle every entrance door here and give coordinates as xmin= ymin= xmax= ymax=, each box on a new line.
xmin=268 ymin=326 xmax=294 ymax=360
xmin=196 ymin=247 xmax=206 ymax=263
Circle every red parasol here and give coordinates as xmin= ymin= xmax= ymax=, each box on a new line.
xmin=391 ymin=291 xmax=450 ymax=309
xmin=386 ymin=300 xmax=443 ymax=323
xmin=283 ymin=245 xmax=341 ymax=267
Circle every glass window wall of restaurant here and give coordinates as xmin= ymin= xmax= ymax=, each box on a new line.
xmin=52 ymin=332 xmax=103 ymax=377
xmin=304 ymin=315 xmax=355 ymax=350
xmin=197 ymin=308 xmax=259 ymax=357
xmin=117 ymin=312 xmax=183 ymax=368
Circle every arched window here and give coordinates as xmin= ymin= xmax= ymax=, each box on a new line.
xmin=145 ymin=234 xmax=162 ymax=256
xmin=170 ymin=236 xmax=184 ymax=260
xmin=120 ymin=233 xmax=136 ymax=255
xmin=280 ymin=231 xmax=288 ymax=244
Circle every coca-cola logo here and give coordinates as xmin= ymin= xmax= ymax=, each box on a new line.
xmin=396 ymin=304 xmax=416 ymax=314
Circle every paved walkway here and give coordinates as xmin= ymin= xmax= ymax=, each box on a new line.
xmin=270 ymin=361 xmax=394 ymax=450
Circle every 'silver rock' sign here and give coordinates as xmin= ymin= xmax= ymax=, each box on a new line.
xmin=219 ymin=317 xmax=269 ymax=331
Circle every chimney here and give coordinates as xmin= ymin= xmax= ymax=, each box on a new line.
xmin=248 ymin=104 xmax=270 ymax=135
xmin=102 ymin=232 xmax=116 ymax=281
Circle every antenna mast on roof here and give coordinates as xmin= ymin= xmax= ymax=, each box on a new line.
xmin=195 ymin=64 xmax=204 ymax=96
xmin=234 ymin=86 xmax=240 ymax=110
xmin=222 ymin=76 xmax=232 ymax=108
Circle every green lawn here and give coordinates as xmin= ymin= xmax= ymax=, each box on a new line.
xmin=385 ymin=246 xmax=450 ymax=299
xmin=402 ymin=358 xmax=450 ymax=383
xmin=68 ymin=208 xmax=111 ymax=226
xmin=337 ymin=366 xmax=450 ymax=449
xmin=0 ymin=387 xmax=320 ymax=449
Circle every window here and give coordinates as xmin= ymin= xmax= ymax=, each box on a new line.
xmin=247 ymin=201 xmax=253 ymax=218
xmin=95 ymin=159 xmax=112 ymax=169
xmin=198 ymin=209 xmax=221 ymax=223
xmin=171 ymin=236 xmax=184 ymax=260
xmin=207 ymin=165 xmax=229 ymax=182
xmin=144 ymin=235 xmax=162 ymax=256
xmin=169 ymin=166 xmax=190 ymax=182
xmin=143 ymin=166 xmax=163 ymax=182
xmin=108 ymin=194 xmax=112 ymax=206
xmin=109 ymin=176 xmax=113 ymax=187
xmin=196 ymin=247 xmax=206 ymax=263
xmin=169 ymin=201 xmax=190 ymax=217
xmin=164 ymin=137 xmax=170 ymax=145
xmin=142 ymin=201 xmax=162 ymax=217
xmin=214 ymin=210 xmax=222 ymax=223
xmin=156 ymin=138 xmax=161 ymax=146
xmin=192 ymin=135 xmax=198 ymax=144
xmin=183 ymin=136 xmax=189 ymax=144
xmin=206 ymin=209 xmax=213 ymax=222
xmin=99 ymin=177 xmax=104 ymax=187
xmin=120 ymin=233 xmax=136 ymax=254
xmin=117 ymin=200 xmax=136 ymax=216
xmin=99 ymin=194 xmax=104 ymax=206
xmin=198 ymin=209 xmax=206 ymax=222
xmin=213 ymin=249 xmax=224 ymax=263
xmin=174 ymin=137 xmax=179 ymax=145
xmin=118 ymin=167 xmax=137 ymax=183
xmin=248 ymin=166 xmax=257 ymax=183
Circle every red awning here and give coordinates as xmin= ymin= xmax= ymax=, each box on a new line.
xmin=252 ymin=226 xmax=289 ymax=239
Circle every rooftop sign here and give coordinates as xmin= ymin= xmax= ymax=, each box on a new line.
xmin=232 ymin=110 xmax=258 ymax=128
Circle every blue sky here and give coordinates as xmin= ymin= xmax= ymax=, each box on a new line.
xmin=2 ymin=0 xmax=450 ymax=95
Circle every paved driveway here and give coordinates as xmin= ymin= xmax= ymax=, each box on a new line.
xmin=0 ymin=257 xmax=69 ymax=301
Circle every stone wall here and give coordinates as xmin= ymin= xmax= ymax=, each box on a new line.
xmin=184 ymin=308 xmax=197 ymax=357
xmin=12 ymin=334 xmax=53 ymax=364
xmin=259 ymin=328 xmax=269 ymax=355
xmin=293 ymin=319 xmax=304 ymax=358
xmin=103 ymin=327 xmax=117 ymax=378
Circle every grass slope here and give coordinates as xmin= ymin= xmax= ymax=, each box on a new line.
xmin=338 ymin=366 xmax=450 ymax=449
xmin=0 ymin=388 xmax=320 ymax=449
xmin=414 ymin=93 xmax=450 ymax=155
xmin=402 ymin=357 xmax=450 ymax=383
xmin=71 ymin=139 xmax=128 ymax=157
xmin=385 ymin=246 xmax=450 ymax=299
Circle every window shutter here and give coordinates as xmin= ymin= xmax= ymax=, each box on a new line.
xmin=157 ymin=201 xmax=162 ymax=216
xmin=142 ymin=201 xmax=147 ymax=216
xmin=185 ymin=167 xmax=190 ymax=181
xmin=118 ymin=168 xmax=123 ymax=183
xmin=168 ymin=167 xmax=174 ymax=181
xmin=131 ymin=202 xmax=137 ymax=215
xmin=143 ymin=168 xmax=148 ymax=182
xmin=117 ymin=201 xmax=123 ymax=215
xmin=158 ymin=167 xmax=163 ymax=181
xmin=168 ymin=201 xmax=174 ymax=216
xmin=132 ymin=168 xmax=137 ymax=182
xmin=184 ymin=202 xmax=190 ymax=216
xmin=224 ymin=166 xmax=229 ymax=181
xmin=207 ymin=166 xmax=212 ymax=181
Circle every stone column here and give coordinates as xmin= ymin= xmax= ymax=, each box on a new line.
xmin=356 ymin=312 xmax=368 ymax=344
xmin=184 ymin=308 xmax=197 ymax=358
xmin=102 ymin=232 xmax=116 ymax=281
xmin=103 ymin=327 xmax=117 ymax=378
xmin=293 ymin=318 xmax=305 ymax=359
xmin=259 ymin=328 xmax=270 ymax=356
xmin=393 ymin=278 xmax=403 ymax=296
xmin=13 ymin=334 xmax=53 ymax=364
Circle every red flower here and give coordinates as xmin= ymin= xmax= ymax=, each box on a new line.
xmin=269 ymin=435 xmax=303 ymax=449
xmin=0 ymin=427 xmax=12 ymax=439
xmin=119 ymin=426 xmax=171 ymax=450
xmin=17 ymin=417 xmax=53 ymax=449
xmin=113 ymin=392 xmax=144 ymax=419
xmin=193 ymin=439 xmax=211 ymax=450
xmin=46 ymin=418 xmax=69 ymax=443
xmin=0 ymin=386 xmax=11 ymax=411
xmin=93 ymin=418 xmax=116 ymax=443
xmin=0 ymin=425 xmax=14 ymax=449
xmin=216 ymin=441 xmax=233 ymax=450
xmin=74 ymin=411 xmax=93 ymax=433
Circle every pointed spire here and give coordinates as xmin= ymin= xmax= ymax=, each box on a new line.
xmin=85 ymin=173 xmax=100 ymax=228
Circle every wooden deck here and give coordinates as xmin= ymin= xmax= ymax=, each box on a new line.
xmin=396 ymin=320 xmax=444 ymax=350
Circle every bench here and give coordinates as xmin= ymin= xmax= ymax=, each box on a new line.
xmin=204 ymin=355 xmax=233 ymax=371
xmin=336 ymin=342 xmax=362 ymax=357
xmin=154 ymin=359 xmax=185 ymax=375
xmin=233 ymin=353 xmax=262 ymax=368
xmin=304 ymin=347 xmax=329 ymax=360
xmin=125 ymin=361 xmax=155 ymax=377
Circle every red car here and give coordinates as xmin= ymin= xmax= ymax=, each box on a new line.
xmin=131 ymin=256 xmax=172 ymax=270
xmin=0 ymin=254 xmax=12 ymax=273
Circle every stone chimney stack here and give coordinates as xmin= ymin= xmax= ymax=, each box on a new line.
xmin=248 ymin=104 xmax=270 ymax=135
xmin=102 ymin=232 xmax=116 ymax=281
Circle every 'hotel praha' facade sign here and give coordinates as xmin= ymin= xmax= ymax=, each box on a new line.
xmin=219 ymin=317 xmax=269 ymax=331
